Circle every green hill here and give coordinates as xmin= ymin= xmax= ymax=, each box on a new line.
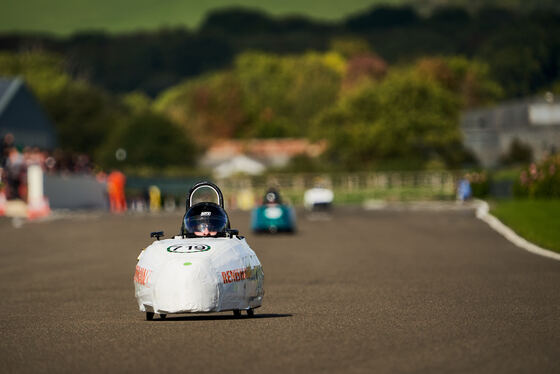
xmin=4 ymin=0 xmax=558 ymax=35
xmin=1 ymin=0 xmax=401 ymax=35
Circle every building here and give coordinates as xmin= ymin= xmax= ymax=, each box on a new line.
xmin=201 ymin=138 xmax=327 ymax=176
xmin=461 ymin=94 xmax=560 ymax=167
xmin=213 ymin=154 xmax=266 ymax=179
xmin=0 ymin=77 xmax=57 ymax=149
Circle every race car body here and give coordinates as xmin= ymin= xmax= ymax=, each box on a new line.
xmin=134 ymin=181 xmax=264 ymax=319
xmin=251 ymin=204 xmax=296 ymax=233
xmin=134 ymin=236 xmax=264 ymax=315
xmin=304 ymin=187 xmax=334 ymax=211
xmin=251 ymin=188 xmax=296 ymax=233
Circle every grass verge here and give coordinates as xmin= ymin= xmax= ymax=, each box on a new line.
xmin=491 ymin=199 xmax=560 ymax=253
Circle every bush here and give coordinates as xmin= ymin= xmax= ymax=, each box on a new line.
xmin=514 ymin=154 xmax=560 ymax=198
xmin=499 ymin=137 xmax=533 ymax=166
xmin=467 ymin=171 xmax=490 ymax=197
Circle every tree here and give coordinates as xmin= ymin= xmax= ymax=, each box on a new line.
xmin=96 ymin=112 xmax=198 ymax=169
xmin=234 ymin=51 xmax=344 ymax=138
xmin=477 ymin=23 xmax=554 ymax=97
xmin=343 ymin=53 xmax=388 ymax=91
xmin=329 ymin=37 xmax=372 ymax=58
xmin=155 ymin=71 xmax=246 ymax=146
xmin=344 ymin=5 xmax=419 ymax=31
xmin=413 ymin=56 xmax=503 ymax=107
xmin=0 ymin=51 xmax=126 ymax=154
xmin=44 ymin=81 xmax=127 ymax=154
xmin=314 ymin=69 xmax=465 ymax=169
xmin=200 ymin=7 xmax=277 ymax=35
xmin=0 ymin=51 xmax=70 ymax=101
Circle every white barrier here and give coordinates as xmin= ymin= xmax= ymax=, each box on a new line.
xmin=475 ymin=200 xmax=560 ymax=261
xmin=27 ymin=165 xmax=50 ymax=219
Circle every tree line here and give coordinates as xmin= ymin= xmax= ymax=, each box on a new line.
xmin=0 ymin=4 xmax=558 ymax=172
xmin=0 ymin=47 xmax=502 ymax=171
xmin=1 ymin=5 xmax=559 ymax=98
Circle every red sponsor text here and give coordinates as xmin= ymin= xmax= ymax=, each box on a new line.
xmin=134 ymin=265 xmax=152 ymax=286
xmin=222 ymin=268 xmax=249 ymax=284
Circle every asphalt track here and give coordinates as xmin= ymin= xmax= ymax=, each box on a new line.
xmin=1 ymin=207 xmax=559 ymax=373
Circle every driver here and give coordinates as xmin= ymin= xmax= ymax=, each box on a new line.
xmin=263 ymin=188 xmax=282 ymax=205
xmin=183 ymin=202 xmax=228 ymax=237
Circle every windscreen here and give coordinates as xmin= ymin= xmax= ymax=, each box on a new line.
xmin=190 ymin=186 xmax=220 ymax=206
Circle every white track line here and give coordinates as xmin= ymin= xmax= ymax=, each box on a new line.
xmin=475 ymin=200 xmax=560 ymax=261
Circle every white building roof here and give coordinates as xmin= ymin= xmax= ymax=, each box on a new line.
xmin=213 ymin=154 xmax=265 ymax=178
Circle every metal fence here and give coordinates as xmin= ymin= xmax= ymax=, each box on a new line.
xmin=123 ymin=171 xmax=459 ymax=210
xmin=217 ymin=171 xmax=458 ymax=206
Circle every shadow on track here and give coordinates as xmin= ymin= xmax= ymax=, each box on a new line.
xmin=152 ymin=313 xmax=292 ymax=322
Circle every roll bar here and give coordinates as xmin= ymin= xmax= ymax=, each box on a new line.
xmin=186 ymin=181 xmax=224 ymax=210
xmin=181 ymin=181 xmax=236 ymax=237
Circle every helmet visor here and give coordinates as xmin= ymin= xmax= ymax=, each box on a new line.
xmin=185 ymin=216 xmax=227 ymax=235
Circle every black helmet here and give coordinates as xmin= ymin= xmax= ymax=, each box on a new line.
xmin=183 ymin=202 xmax=228 ymax=236
xmin=263 ymin=188 xmax=282 ymax=205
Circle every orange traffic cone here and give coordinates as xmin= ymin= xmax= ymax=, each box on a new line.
xmin=27 ymin=196 xmax=50 ymax=220
xmin=0 ymin=190 xmax=6 ymax=216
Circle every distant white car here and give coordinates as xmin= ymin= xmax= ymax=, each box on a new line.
xmin=134 ymin=182 xmax=264 ymax=320
xmin=303 ymin=187 xmax=334 ymax=211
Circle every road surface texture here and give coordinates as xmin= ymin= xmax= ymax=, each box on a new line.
xmin=1 ymin=207 xmax=559 ymax=373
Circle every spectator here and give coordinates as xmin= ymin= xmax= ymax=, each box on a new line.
xmin=1 ymin=133 xmax=15 ymax=167
xmin=107 ymin=170 xmax=127 ymax=213
xmin=5 ymin=146 xmax=26 ymax=200
xmin=457 ymin=177 xmax=472 ymax=202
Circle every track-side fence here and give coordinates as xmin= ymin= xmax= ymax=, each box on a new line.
xmin=217 ymin=171 xmax=458 ymax=208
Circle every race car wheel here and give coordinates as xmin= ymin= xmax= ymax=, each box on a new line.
xmin=246 ymin=308 xmax=255 ymax=317
xmin=160 ymin=314 xmax=167 ymax=320
xmin=233 ymin=310 xmax=241 ymax=317
xmin=146 ymin=312 xmax=154 ymax=321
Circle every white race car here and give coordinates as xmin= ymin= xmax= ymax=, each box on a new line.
xmin=134 ymin=182 xmax=264 ymax=320
xmin=303 ymin=186 xmax=334 ymax=211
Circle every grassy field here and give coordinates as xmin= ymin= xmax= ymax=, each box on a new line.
xmin=491 ymin=199 xmax=560 ymax=253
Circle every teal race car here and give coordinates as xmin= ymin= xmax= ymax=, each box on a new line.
xmin=251 ymin=189 xmax=296 ymax=234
